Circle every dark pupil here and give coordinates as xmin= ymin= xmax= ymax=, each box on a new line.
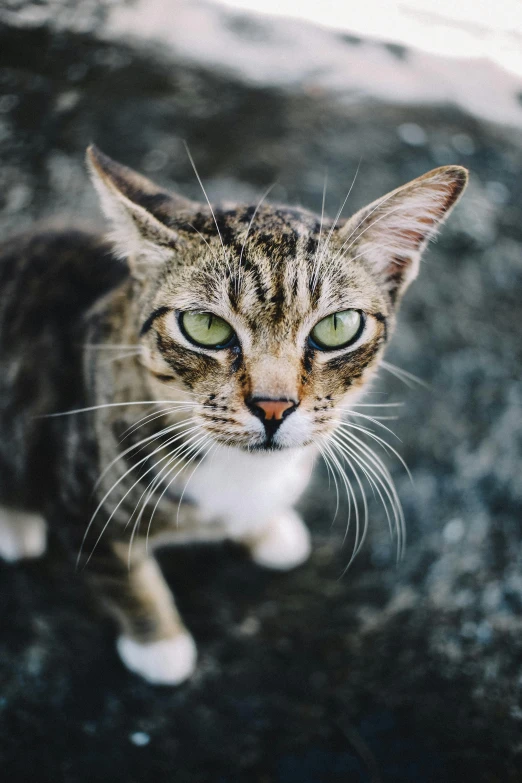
xmin=333 ymin=313 xmax=338 ymax=330
xmin=207 ymin=314 xmax=213 ymax=330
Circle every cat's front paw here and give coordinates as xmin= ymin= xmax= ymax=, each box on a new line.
xmin=117 ymin=631 xmax=197 ymax=685
xmin=0 ymin=509 xmax=47 ymax=563
xmin=247 ymin=510 xmax=311 ymax=571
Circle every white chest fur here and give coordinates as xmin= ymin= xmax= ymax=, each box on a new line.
xmin=181 ymin=445 xmax=315 ymax=537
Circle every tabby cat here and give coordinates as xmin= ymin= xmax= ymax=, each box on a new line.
xmin=0 ymin=146 xmax=467 ymax=684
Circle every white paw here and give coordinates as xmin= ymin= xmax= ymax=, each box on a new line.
xmin=249 ymin=510 xmax=311 ymax=571
xmin=117 ymin=632 xmax=197 ymax=685
xmin=0 ymin=508 xmax=47 ymax=562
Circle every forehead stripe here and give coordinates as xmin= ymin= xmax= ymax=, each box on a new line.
xmin=140 ymin=306 xmax=172 ymax=336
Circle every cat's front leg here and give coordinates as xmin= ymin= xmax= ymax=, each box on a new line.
xmin=236 ymin=509 xmax=311 ymax=571
xmin=86 ymin=539 xmax=196 ymax=686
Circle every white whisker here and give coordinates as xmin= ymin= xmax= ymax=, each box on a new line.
xmin=336 ymin=420 xmax=412 ymax=482
xmin=317 ymin=442 xmax=340 ymax=525
xmin=124 ymin=428 xmax=206 ymax=537
xmin=86 ymin=426 xmax=205 ymax=569
xmin=329 ymin=187 xmax=404 ymax=266
xmin=331 ymin=433 xmax=394 ymax=554
xmin=380 ymin=361 xmax=429 ymax=389
xmin=94 ymin=416 xmax=200 ymax=488
xmin=340 ymin=410 xmax=402 ymax=440
xmin=348 ymin=403 xmax=404 ymax=408
xmin=334 ymin=428 xmax=406 ymax=560
xmin=322 ymin=440 xmax=359 ymax=552
xmin=78 ymin=421 xmax=201 ymax=567
xmin=41 ymin=400 xmax=197 ymax=419
xmin=183 ymin=141 xmax=231 ymax=276
xmin=143 ymin=434 xmax=210 ymax=552
xmin=312 ymin=158 xmax=361 ymax=289
xmin=329 ymin=437 xmax=370 ymax=570
xmin=128 ymin=431 xmax=208 ymax=564
xmin=121 ymin=405 xmax=196 ymax=439
xmin=310 ymin=171 xmax=328 ymax=289
xmin=175 ymin=437 xmax=215 ymax=526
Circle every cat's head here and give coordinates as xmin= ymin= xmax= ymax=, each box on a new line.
xmin=88 ymin=145 xmax=467 ymax=452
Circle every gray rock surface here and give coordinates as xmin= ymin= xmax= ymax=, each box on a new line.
xmin=1 ymin=2 xmax=521 ymax=780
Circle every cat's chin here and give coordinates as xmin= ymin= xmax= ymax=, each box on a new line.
xmin=247 ymin=442 xmax=288 ymax=452
xmin=225 ymin=439 xmax=313 ymax=453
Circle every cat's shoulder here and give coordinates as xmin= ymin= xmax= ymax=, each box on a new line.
xmin=0 ymin=222 xmax=128 ymax=304
xmin=1 ymin=222 xmax=110 ymax=265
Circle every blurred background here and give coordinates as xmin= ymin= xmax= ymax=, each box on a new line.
xmin=1 ymin=1 xmax=521 ymax=781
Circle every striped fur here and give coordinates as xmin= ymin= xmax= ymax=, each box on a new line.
xmin=0 ymin=146 xmax=467 ymax=683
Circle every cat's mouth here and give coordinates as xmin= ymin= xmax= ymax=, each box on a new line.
xmin=248 ymin=438 xmax=288 ymax=452
xmin=205 ymin=431 xmax=292 ymax=452
xmin=200 ymin=402 xmax=315 ymax=451
xmin=203 ymin=424 xmax=314 ymax=452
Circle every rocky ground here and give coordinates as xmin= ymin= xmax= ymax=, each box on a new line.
xmin=1 ymin=2 xmax=521 ymax=781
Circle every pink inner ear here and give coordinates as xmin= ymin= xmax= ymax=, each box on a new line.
xmin=393 ymin=209 xmax=440 ymax=250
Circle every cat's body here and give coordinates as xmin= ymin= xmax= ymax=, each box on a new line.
xmin=0 ymin=147 xmax=467 ymax=684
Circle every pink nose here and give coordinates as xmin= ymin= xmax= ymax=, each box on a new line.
xmin=250 ymin=399 xmax=296 ymax=421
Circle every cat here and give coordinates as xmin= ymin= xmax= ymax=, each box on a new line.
xmin=0 ymin=145 xmax=467 ymax=684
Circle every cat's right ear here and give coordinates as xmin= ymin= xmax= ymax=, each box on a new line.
xmin=336 ymin=165 xmax=468 ymax=302
xmin=86 ymin=145 xmax=193 ymax=278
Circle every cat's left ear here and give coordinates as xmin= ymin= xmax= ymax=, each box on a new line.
xmin=337 ymin=165 xmax=468 ymax=301
xmin=87 ymin=144 xmax=194 ymax=278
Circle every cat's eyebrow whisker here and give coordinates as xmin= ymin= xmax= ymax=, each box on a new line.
xmin=183 ymin=141 xmax=232 ymax=277
xmin=380 ymin=361 xmax=430 ymax=390
xmin=184 ymin=222 xmax=222 ymax=269
xmin=236 ymin=182 xmax=276 ymax=295
xmin=328 ymin=187 xmax=404 ymax=266
xmin=332 ymin=242 xmax=389 ymax=271
xmin=310 ymin=170 xmax=328 ymax=291
xmin=312 ymin=158 xmax=361 ymax=289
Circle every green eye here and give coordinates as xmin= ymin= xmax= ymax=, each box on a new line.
xmin=180 ymin=311 xmax=235 ymax=348
xmin=310 ymin=309 xmax=363 ymax=350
